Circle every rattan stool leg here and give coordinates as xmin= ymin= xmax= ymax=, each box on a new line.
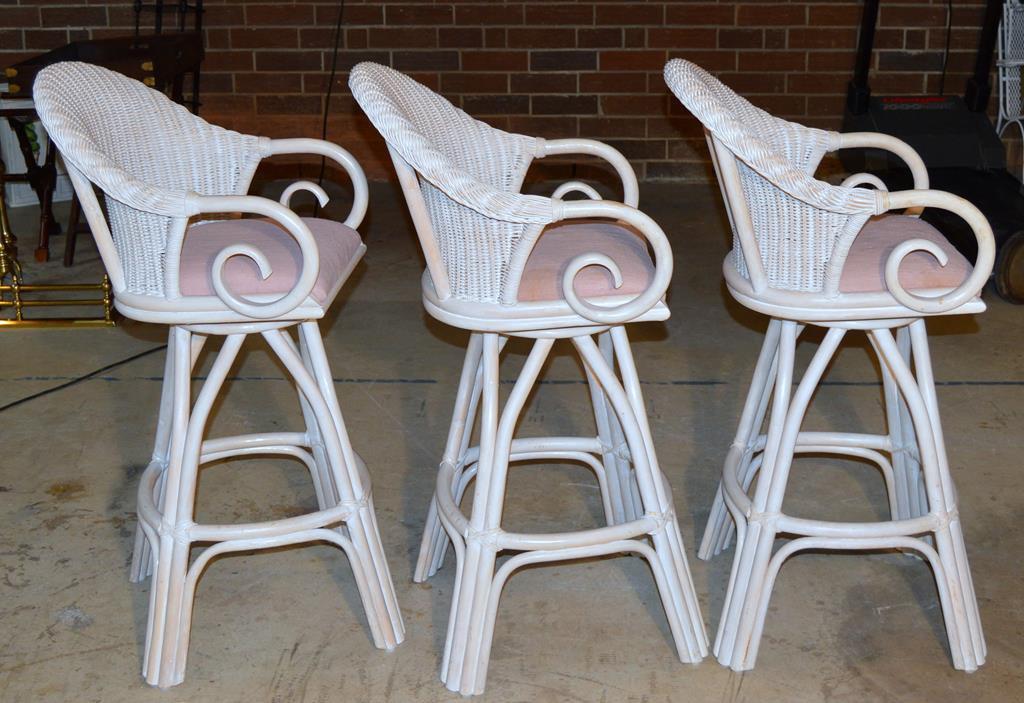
xmin=604 ymin=327 xmax=707 ymax=662
xmin=272 ymin=324 xmax=405 ymax=650
xmin=716 ymin=323 xmax=844 ymax=671
xmin=441 ymin=333 xmax=521 ymax=694
xmin=131 ymin=330 xmax=205 ymax=583
xmin=881 ymin=326 xmax=929 ymax=522
xmin=294 ymin=327 xmax=339 ymax=510
xmin=872 ymin=323 xmax=985 ymax=671
xmin=711 ymin=320 xmax=986 ymax=672
xmin=138 ymin=325 xmax=405 ymax=689
xmin=586 ymin=330 xmax=643 ymax=524
xmin=699 ymin=319 xmax=783 ymax=560
xmin=431 ymin=330 xmax=706 ymax=696
xmin=416 ymin=333 xmax=485 ymax=582
xmin=144 ymin=329 xmax=243 ymax=688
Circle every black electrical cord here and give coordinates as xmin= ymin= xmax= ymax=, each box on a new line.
xmin=0 ymin=344 xmax=167 ymax=414
xmin=314 ymin=0 xmax=346 ymax=216
xmin=938 ymin=0 xmax=954 ymax=96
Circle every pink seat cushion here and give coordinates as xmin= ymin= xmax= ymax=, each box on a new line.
xmin=179 ymin=217 xmax=363 ymax=305
xmin=517 ymin=220 xmax=655 ymax=302
xmin=838 ymin=215 xmax=972 ymax=294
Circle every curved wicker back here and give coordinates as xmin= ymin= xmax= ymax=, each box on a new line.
xmin=33 ymin=61 xmax=266 ymax=297
xmin=350 ymin=62 xmax=554 ymax=303
xmin=664 ymin=59 xmax=877 ymax=293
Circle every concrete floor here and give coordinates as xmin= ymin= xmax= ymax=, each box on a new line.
xmin=1 ymin=180 xmax=1023 ymax=702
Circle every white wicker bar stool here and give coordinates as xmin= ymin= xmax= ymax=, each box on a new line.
xmin=351 ymin=62 xmax=706 ymax=695
xmin=666 ymin=59 xmax=993 ymax=673
xmin=33 ymin=62 xmax=404 ymax=688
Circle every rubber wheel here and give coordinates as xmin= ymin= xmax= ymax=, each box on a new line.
xmin=994 ymin=231 xmax=1024 ymax=304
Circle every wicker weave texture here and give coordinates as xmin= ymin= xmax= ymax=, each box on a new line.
xmin=999 ymin=2 xmax=1024 ymax=131
xmin=664 ymin=59 xmax=879 ymax=293
xmin=33 ymin=61 xmax=267 ymax=297
xmin=350 ymin=62 xmax=558 ymax=303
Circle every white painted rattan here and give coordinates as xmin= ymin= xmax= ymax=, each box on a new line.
xmin=33 ymin=62 xmax=403 ymax=688
xmin=33 ymin=62 xmax=369 ymax=324
xmin=998 ymin=0 xmax=1024 ymax=179
xmin=665 ymin=59 xmax=994 ymax=317
xmin=668 ymin=59 xmax=990 ymax=673
xmin=352 ymin=62 xmax=707 ymax=695
xmin=349 ymin=61 xmax=673 ymax=326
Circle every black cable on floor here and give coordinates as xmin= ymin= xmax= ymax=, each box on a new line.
xmin=0 ymin=344 xmax=167 ymax=414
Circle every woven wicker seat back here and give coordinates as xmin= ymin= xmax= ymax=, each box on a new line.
xmin=664 ymin=59 xmax=879 ymax=294
xmin=34 ymin=61 xmax=265 ymax=297
xmin=350 ymin=62 xmax=558 ymax=303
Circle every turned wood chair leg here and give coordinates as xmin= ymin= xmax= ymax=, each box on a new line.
xmin=63 ymin=194 xmax=82 ymax=267
xmin=33 ymin=140 xmax=58 ymax=263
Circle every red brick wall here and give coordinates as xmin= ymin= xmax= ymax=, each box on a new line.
xmin=1 ymin=1 xmax=993 ymax=181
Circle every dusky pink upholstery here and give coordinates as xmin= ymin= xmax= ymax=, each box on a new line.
xmin=179 ymin=217 xmax=363 ymax=304
xmin=517 ymin=220 xmax=655 ymax=303
xmin=839 ymin=215 xmax=972 ymax=294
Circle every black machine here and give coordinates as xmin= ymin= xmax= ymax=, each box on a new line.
xmin=843 ymin=0 xmax=1024 ymax=302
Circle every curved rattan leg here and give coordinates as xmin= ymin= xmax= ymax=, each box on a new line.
xmin=428 ymin=328 xmax=707 ymax=695
xmin=606 ymin=326 xmax=708 ymax=662
xmin=130 ymin=331 xmax=176 ymax=584
xmin=602 ymin=330 xmax=643 ymax=522
xmin=584 ymin=344 xmax=626 ymax=524
xmin=585 ymin=330 xmax=642 ymax=524
xmin=293 ymin=325 xmax=339 ymax=510
xmin=873 ymin=323 xmax=985 ymax=671
xmin=140 ymin=327 xmax=191 ymax=685
xmin=131 ymin=331 xmax=205 ymax=583
xmin=700 ymin=318 xmax=783 ymax=560
xmin=716 ymin=323 xmax=846 ymax=671
xmin=714 ymin=320 xmax=797 ymax=664
xmin=416 ymin=333 xmax=485 ymax=582
xmin=881 ymin=325 xmax=928 ymax=522
xmin=441 ymin=333 xmax=547 ymax=694
xmin=144 ymin=329 xmax=243 ymax=688
xmin=271 ymin=324 xmax=405 ymax=651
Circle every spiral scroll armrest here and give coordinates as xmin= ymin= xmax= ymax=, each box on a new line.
xmin=832 ymin=132 xmax=929 ymax=215
xmin=280 ymin=180 xmax=330 ymax=209
xmin=264 ymin=138 xmax=369 ymax=229
xmin=552 ymin=180 xmax=602 ymax=201
xmin=184 ymin=193 xmax=320 ymax=320
xmin=540 ymin=138 xmax=639 ymax=207
xmin=547 ymin=199 xmax=673 ymax=325
xmin=874 ymin=189 xmax=996 ymax=314
xmin=840 ymin=173 xmax=889 ymax=191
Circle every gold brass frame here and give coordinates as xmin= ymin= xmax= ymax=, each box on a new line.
xmin=0 ymin=158 xmax=114 ymax=328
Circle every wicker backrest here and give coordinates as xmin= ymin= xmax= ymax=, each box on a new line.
xmin=1000 ymin=2 xmax=1024 ymax=120
xmin=350 ymin=62 xmax=554 ymax=303
xmin=665 ymin=59 xmax=877 ymax=293
xmin=33 ymin=61 xmax=265 ymax=297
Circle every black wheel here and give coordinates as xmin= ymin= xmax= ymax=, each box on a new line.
xmin=994 ymin=231 xmax=1024 ymax=304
